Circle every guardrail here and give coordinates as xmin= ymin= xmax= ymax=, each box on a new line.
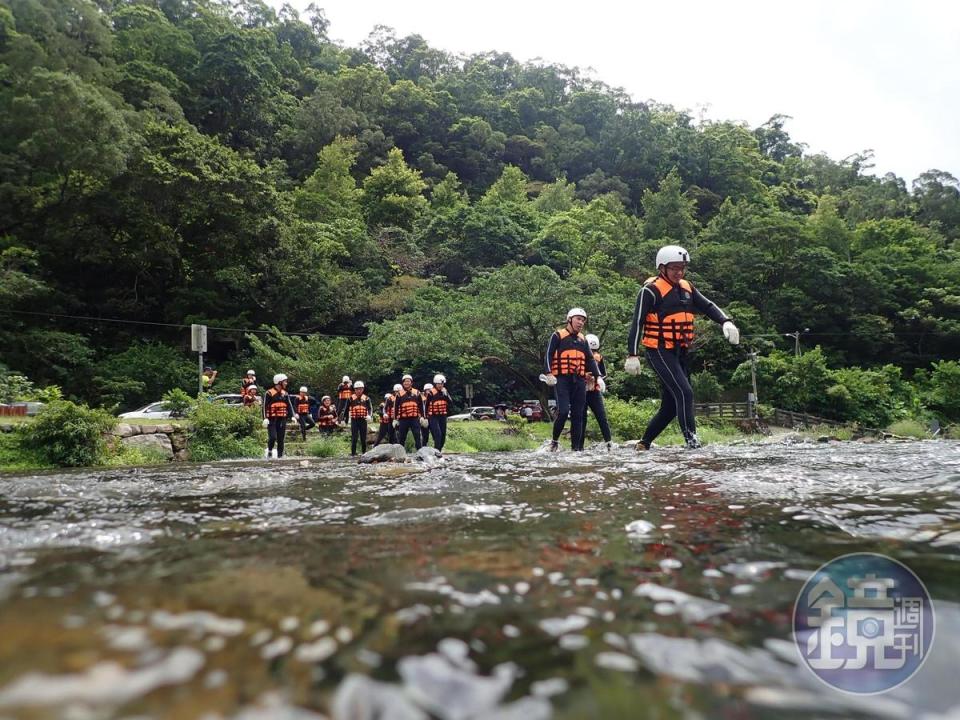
xmin=0 ymin=404 xmax=27 ymax=417
xmin=768 ymin=408 xmax=843 ymax=428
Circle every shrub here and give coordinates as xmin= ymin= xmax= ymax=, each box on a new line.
xmin=886 ymin=419 xmax=928 ymax=439
xmin=603 ymin=396 xmax=657 ymax=440
xmin=162 ymin=388 xmax=195 ymax=417
xmin=187 ymin=402 xmax=264 ymax=461
xmin=305 ymin=436 xmax=348 ymax=457
xmin=920 ymin=360 xmax=960 ymax=422
xmin=17 ymin=400 xmax=116 ymax=467
xmin=0 ymin=371 xmax=34 ymax=404
xmin=690 ymin=371 xmax=722 ymax=402
xmin=0 ymin=432 xmax=50 ymax=471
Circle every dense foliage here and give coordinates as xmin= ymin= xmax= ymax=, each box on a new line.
xmin=1 ymin=0 xmax=958 ymax=423
xmin=186 ymin=402 xmax=263 ymax=461
xmin=16 ymin=400 xmax=116 ymax=466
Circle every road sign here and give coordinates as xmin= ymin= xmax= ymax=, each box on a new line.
xmin=464 ymin=383 xmax=474 ymax=401
xmin=191 ymin=324 xmax=207 ymax=353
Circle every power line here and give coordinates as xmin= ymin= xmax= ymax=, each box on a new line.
xmin=0 ymin=309 xmax=367 ymax=339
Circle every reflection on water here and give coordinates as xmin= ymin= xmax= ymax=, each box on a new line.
xmin=1 ymin=439 xmax=959 ymax=718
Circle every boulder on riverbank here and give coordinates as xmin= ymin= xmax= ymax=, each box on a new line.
xmin=121 ymin=432 xmax=174 ymax=460
xmin=359 ymin=444 xmax=407 ymax=464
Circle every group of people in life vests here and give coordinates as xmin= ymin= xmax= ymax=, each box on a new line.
xmin=546 ymin=243 xmax=740 ymax=452
xmin=244 ymin=243 xmax=740 ymax=459
xmin=248 ymin=369 xmax=453 ymax=460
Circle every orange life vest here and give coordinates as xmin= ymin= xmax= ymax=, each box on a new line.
xmin=380 ymin=395 xmax=394 ymax=424
xmin=264 ymin=388 xmax=290 ymax=418
xmin=337 ymin=383 xmax=353 ymax=400
xmin=317 ymin=403 xmax=337 ymax=427
xmin=349 ymin=394 xmax=370 ymax=419
xmin=426 ymin=388 xmax=449 ymax=417
xmin=394 ymin=388 xmax=421 ymax=419
xmin=642 ymin=276 xmax=696 ymax=350
xmin=551 ymin=328 xmax=589 ymax=376
xmin=297 ymin=393 xmax=311 ymax=416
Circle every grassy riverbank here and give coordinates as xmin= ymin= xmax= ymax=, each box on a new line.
xmin=4 ymin=395 xmax=945 ymax=473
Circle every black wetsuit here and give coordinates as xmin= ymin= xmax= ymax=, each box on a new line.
xmin=545 ymin=327 xmax=601 ymax=451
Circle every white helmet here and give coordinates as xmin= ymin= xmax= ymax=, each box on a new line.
xmin=246 ymin=369 xmax=255 ymax=376
xmin=433 ymin=374 xmax=446 ymax=384
xmin=273 ymin=373 xmax=287 ymax=385
xmin=424 ymin=383 xmax=433 ymax=391
xmin=393 ymin=383 xmax=402 ymax=392
xmin=402 ymin=373 xmax=413 ymax=381
xmin=384 ymin=393 xmax=391 ymax=399
xmin=247 ymin=384 xmax=258 ymax=391
xmin=567 ymin=307 xmax=587 ymax=321
xmin=322 ymin=395 xmax=331 ymax=401
xmin=586 ymin=333 xmax=600 ymax=350
xmin=354 ymin=380 xmax=365 ymax=389
xmin=299 ymin=386 xmax=308 ymax=393
xmin=656 ymin=244 xmax=690 ymax=268
xmin=342 ymin=375 xmax=351 ymax=383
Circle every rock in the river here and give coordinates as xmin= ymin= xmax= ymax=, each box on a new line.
xmin=414 ymin=447 xmax=444 ymax=464
xmin=359 ymin=444 xmax=407 ymax=464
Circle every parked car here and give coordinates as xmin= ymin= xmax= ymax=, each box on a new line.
xmin=118 ymin=401 xmax=175 ymax=419
xmin=518 ymin=400 xmax=546 ymax=421
xmin=448 ymin=406 xmax=497 ymax=421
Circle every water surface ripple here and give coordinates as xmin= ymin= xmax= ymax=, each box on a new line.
xmin=1 ymin=439 xmax=959 ymax=718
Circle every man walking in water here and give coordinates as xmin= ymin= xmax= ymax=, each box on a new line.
xmin=624 ymin=245 xmax=739 ymax=450
xmin=543 ymin=308 xmax=601 ymax=451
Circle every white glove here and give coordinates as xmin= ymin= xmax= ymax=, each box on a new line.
xmin=539 ymin=373 xmax=558 ymax=387
xmin=392 ymin=419 xmax=399 ymax=429
xmin=419 ymin=417 xmax=429 ymax=428
xmin=624 ymin=356 xmax=642 ymax=375
xmin=261 ymin=419 xmax=269 ymax=428
xmin=596 ymin=377 xmax=606 ymax=393
xmin=293 ymin=414 xmax=299 ymax=422
xmin=722 ymin=321 xmax=740 ymax=345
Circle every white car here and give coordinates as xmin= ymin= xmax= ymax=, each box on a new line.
xmin=118 ymin=401 xmax=174 ymax=419
xmin=448 ymin=406 xmax=496 ymax=421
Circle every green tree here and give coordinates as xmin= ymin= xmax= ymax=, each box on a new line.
xmin=361 ymin=147 xmax=427 ymax=230
xmin=641 ymin=168 xmax=699 ymax=242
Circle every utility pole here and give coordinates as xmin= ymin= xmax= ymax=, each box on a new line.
xmin=784 ymin=328 xmax=810 ymax=357
xmin=191 ymin=324 xmax=207 ymax=395
xmin=747 ymin=351 xmax=759 ymax=419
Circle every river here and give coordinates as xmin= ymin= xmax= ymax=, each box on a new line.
xmin=0 ymin=438 xmax=958 ymax=718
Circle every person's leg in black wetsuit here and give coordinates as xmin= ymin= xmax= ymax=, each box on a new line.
xmin=641 ymin=348 xmax=696 ymax=447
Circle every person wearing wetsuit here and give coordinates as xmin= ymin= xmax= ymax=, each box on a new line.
xmin=581 ymin=334 xmax=612 ymax=450
xmin=543 ymin=308 xmax=601 ymax=451
xmin=263 ymin=373 xmax=298 ymax=458
xmin=425 ymin=374 xmax=453 ymax=453
xmin=316 ymin=396 xmax=338 ymax=435
xmin=347 ymin=382 xmax=373 ymax=456
xmin=625 ymin=244 xmax=739 ymax=450
xmin=392 ymin=374 xmax=423 ymax=450
xmin=294 ymin=386 xmax=319 ymax=439
xmin=374 ymin=392 xmax=396 ymax=446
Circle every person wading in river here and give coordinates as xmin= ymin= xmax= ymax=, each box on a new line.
xmin=581 ymin=334 xmax=612 ymax=451
xmin=624 ymin=245 xmax=739 ymax=450
xmin=543 ymin=308 xmax=601 ymax=452
xmin=348 ymin=381 xmax=373 ymax=456
xmin=392 ymin=374 xmax=424 ymax=450
xmin=263 ymin=373 xmax=298 ymax=459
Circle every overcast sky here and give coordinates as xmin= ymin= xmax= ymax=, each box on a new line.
xmin=281 ymin=0 xmax=960 ymax=186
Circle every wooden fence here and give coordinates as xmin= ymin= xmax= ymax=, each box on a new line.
xmin=693 ymin=402 xmax=754 ymax=419
xmin=694 ymin=402 xmax=843 ymax=428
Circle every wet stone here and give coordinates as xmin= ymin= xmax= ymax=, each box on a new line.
xmin=359 ymin=444 xmax=407 ymax=463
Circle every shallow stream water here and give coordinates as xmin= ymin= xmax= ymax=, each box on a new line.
xmin=1 ymin=438 xmax=959 ymax=719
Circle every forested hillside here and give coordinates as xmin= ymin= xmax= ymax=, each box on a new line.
xmin=2 ymin=0 xmax=959 ymax=420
